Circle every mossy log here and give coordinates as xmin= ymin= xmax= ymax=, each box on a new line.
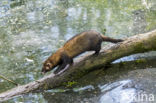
xmin=0 ymin=30 xmax=156 ymax=102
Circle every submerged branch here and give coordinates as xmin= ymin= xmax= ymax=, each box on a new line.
xmin=0 ymin=75 xmax=18 ymax=86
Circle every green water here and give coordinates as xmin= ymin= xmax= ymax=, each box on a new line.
xmin=0 ymin=0 xmax=156 ymax=102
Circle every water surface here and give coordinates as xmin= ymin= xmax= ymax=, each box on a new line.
xmin=0 ymin=0 xmax=156 ymax=102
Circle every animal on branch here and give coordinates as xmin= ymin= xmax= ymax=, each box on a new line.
xmin=42 ymin=30 xmax=123 ymax=74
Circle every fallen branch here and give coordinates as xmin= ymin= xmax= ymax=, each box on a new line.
xmin=0 ymin=29 xmax=156 ymax=102
xmin=0 ymin=75 xmax=18 ymax=86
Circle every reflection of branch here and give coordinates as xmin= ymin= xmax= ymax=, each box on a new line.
xmin=100 ymin=83 xmax=122 ymax=94
xmin=0 ymin=74 xmax=18 ymax=86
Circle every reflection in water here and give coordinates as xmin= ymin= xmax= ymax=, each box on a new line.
xmin=113 ymin=51 xmax=156 ymax=63
xmin=73 ymin=85 xmax=95 ymax=92
xmin=99 ymin=80 xmax=136 ymax=103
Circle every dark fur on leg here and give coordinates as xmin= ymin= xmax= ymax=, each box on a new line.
xmin=93 ymin=42 xmax=101 ymax=55
xmin=54 ymin=54 xmax=73 ymax=74
xmin=54 ymin=63 xmax=67 ymax=74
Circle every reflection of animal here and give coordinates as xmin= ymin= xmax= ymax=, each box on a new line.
xmin=42 ymin=30 xmax=123 ymax=74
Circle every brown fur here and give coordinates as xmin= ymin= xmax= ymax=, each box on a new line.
xmin=42 ymin=30 xmax=123 ymax=74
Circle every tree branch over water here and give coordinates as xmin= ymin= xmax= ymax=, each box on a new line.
xmin=0 ymin=29 xmax=156 ymax=102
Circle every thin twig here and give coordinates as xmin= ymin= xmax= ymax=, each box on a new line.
xmin=0 ymin=74 xmax=18 ymax=86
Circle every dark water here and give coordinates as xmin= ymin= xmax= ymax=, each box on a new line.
xmin=0 ymin=0 xmax=156 ymax=102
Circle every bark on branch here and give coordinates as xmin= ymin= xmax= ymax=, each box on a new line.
xmin=0 ymin=30 xmax=156 ymax=102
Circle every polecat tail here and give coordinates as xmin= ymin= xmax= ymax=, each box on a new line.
xmin=101 ymin=34 xmax=124 ymax=43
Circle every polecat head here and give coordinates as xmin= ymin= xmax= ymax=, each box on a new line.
xmin=41 ymin=60 xmax=54 ymax=74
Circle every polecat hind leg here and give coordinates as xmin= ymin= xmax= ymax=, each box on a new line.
xmin=94 ymin=42 xmax=101 ymax=55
